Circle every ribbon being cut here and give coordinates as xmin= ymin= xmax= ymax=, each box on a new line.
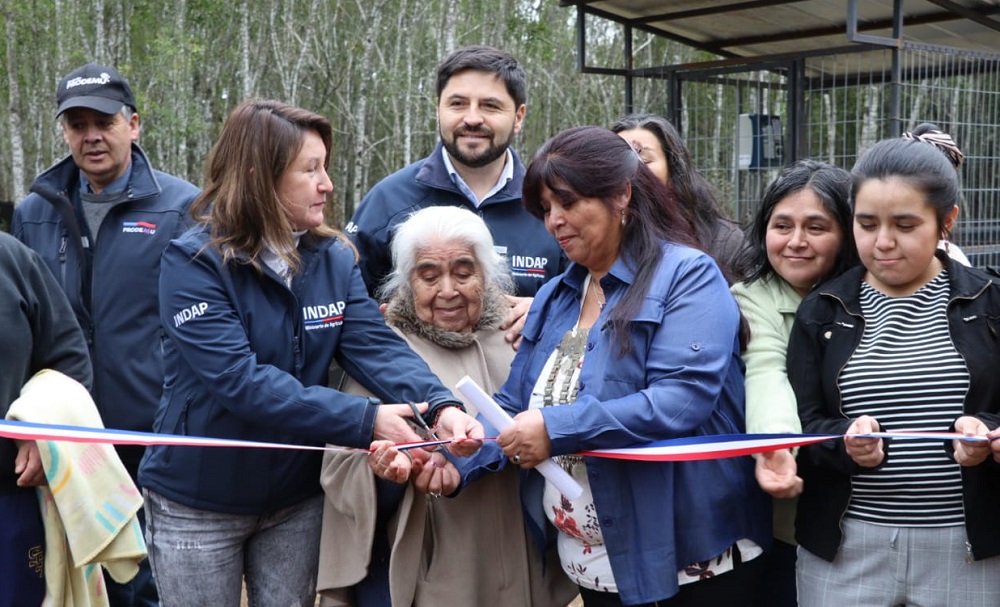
xmin=1 ymin=375 xmax=987 ymax=475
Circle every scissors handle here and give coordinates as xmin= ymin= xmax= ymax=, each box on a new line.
xmin=407 ymin=402 xmax=439 ymax=441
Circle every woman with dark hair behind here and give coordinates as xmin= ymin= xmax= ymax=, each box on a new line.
xmin=138 ymin=99 xmax=482 ymax=606
xmin=612 ymin=113 xmax=745 ymax=281
xmin=373 ymin=125 xmax=770 ymax=606
xmin=731 ymin=160 xmax=857 ymax=606
xmin=789 ymin=130 xmax=1000 ymax=605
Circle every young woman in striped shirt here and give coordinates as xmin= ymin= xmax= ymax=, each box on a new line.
xmin=787 ymin=131 xmax=1000 ymax=606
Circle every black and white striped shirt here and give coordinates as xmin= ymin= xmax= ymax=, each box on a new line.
xmin=839 ymin=272 xmax=968 ymax=527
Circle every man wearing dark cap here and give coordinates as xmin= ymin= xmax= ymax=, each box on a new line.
xmin=11 ymin=63 xmax=199 ymax=607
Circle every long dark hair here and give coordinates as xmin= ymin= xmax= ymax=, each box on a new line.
xmin=738 ymin=160 xmax=857 ymax=285
xmin=523 ymin=126 xmax=699 ymax=355
xmin=611 ymin=113 xmax=732 ymax=241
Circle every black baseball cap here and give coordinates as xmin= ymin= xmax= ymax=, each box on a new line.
xmin=55 ymin=63 xmax=137 ymax=118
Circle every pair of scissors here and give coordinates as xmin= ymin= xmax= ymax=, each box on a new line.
xmin=407 ymin=402 xmax=440 ymax=442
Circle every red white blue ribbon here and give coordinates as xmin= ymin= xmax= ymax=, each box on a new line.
xmin=0 ymin=419 xmax=988 ymax=461
xmin=579 ymin=431 xmax=986 ymax=462
xmin=0 ymin=419 xmax=448 ymax=453
xmin=579 ymin=433 xmax=835 ymax=461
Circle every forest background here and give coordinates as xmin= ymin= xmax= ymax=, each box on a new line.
xmin=0 ymin=0 xmax=705 ymax=226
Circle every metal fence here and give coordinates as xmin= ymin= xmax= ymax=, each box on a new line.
xmin=639 ymin=45 xmax=1000 ymax=267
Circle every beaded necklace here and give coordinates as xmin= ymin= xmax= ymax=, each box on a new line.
xmin=542 ymin=328 xmax=587 ymax=473
xmin=541 ymin=275 xmax=600 ymax=471
xmin=541 ymin=328 xmax=588 ymax=409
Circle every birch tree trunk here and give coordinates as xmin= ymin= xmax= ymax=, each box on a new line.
xmin=860 ymin=85 xmax=881 ymax=149
xmin=824 ymin=92 xmax=836 ymax=163
xmin=268 ymin=0 xmax=322 ymax=104
xmin=5 ymin=8 xmax=26 ymax=202
xmin=712 ymin=83 xmax=723 ymax=166
xmin=350 ymin=0 xmax=388 ymax=210
xmin=289 ymin=0 xmax=321 ymax=105
xmin=93 ymin=0 xmax=106 ymax=63
xmin=172 ymin=0 xmax=188 ymax=169
xmin=440 ymin=0 xmax=458 ymax=58
xmin=240 ymin=0 xmax=255 ymax=99
xmin=54 ymin=0 xmax=64 ymax=70
xmin=109 ymin=2 xmax=131 ymax=67
xmin=948 ymin=81 xmax=961 ymax=141
xmin=402 ymin=1 xmax=415 ymax=168
xmin=909 ymin=80 xmax=928 ymax=128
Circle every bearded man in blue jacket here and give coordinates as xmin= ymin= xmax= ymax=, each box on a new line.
xmin=11 ymin=62 xmax=199 ymax=607
xmin=345 ymin=46 xmax=565 ymax=346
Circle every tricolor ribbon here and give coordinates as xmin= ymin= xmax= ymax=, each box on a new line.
xmin=0 ymin=419 xmax=985 ymax=461
xmin=580 ymin=431 xmax=986 ymax=462
xmin=0 ymin=419 xmax=448 ymax=453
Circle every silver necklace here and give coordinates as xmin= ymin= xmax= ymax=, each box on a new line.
xmin=591 ymin=275 xmax=606 ymax=310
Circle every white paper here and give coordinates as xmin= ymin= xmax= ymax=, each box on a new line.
xmin=455 ymin=375 xmax=584 ymax=500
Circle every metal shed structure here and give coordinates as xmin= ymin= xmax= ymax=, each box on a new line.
xmin=560 ymin=0 xmax=1000 ymax=265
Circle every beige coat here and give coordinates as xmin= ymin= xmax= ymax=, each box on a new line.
xmin=317 ymin=328 xmax=576 ymax=607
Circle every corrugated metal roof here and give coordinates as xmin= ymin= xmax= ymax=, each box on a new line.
xmin=561 ymin=0 xmax=1000 ymax=59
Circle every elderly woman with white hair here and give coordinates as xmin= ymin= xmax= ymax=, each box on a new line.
xmin=317 ymin=206 xmax=576 ymax=607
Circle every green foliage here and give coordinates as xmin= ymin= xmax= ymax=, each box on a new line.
xmin=2 ymin=0 xmax=669 ymax=216
xmin=6 ymin=0 xmax=992 ymax=231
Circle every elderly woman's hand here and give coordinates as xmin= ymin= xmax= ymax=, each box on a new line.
xmin=433 ymin=407 xmax=484 ymax=457
xmin=496 ymin=409 xmax=551 ymax=469
xmin=368 ymin=440 xmax=415 ymax=484
xmin=844 ymin=415 xmax=884 ymax=468
xmin=501 ymin=295 xmax=533 ymax=351
xmin=411 ymin=451 xmax=460 ymax=497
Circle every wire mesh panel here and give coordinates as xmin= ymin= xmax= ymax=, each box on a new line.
xmin=660 ymin=45 xmax=1000 ymax=267
xmin=803 ymin=47 xmax=1000 ymax=265
xmin=660 ymin=64 xmax=791 ymax=226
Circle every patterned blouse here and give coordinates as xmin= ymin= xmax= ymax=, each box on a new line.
xmin=529 ymin=278 xmax=760 ymax=592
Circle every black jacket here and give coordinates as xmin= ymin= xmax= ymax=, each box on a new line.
xmin=0 ymin=231 xmax=92 ymax=491
xmin=788 ymin=254 xmax=1000 ymax=561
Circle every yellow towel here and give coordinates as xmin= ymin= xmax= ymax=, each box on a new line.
xmin=6 ymin=369 xmax=146 ymax=607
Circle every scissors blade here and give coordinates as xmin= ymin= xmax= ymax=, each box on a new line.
xmin=407 ymin=401 xmax=439 ymax=441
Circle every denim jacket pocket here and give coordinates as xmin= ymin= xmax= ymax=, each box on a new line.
xmin=602 ymin=297 xmax=666 ymax=390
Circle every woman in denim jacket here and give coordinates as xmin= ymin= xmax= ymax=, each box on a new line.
xmin=370 ymin=126 xmax=770 ymax=606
